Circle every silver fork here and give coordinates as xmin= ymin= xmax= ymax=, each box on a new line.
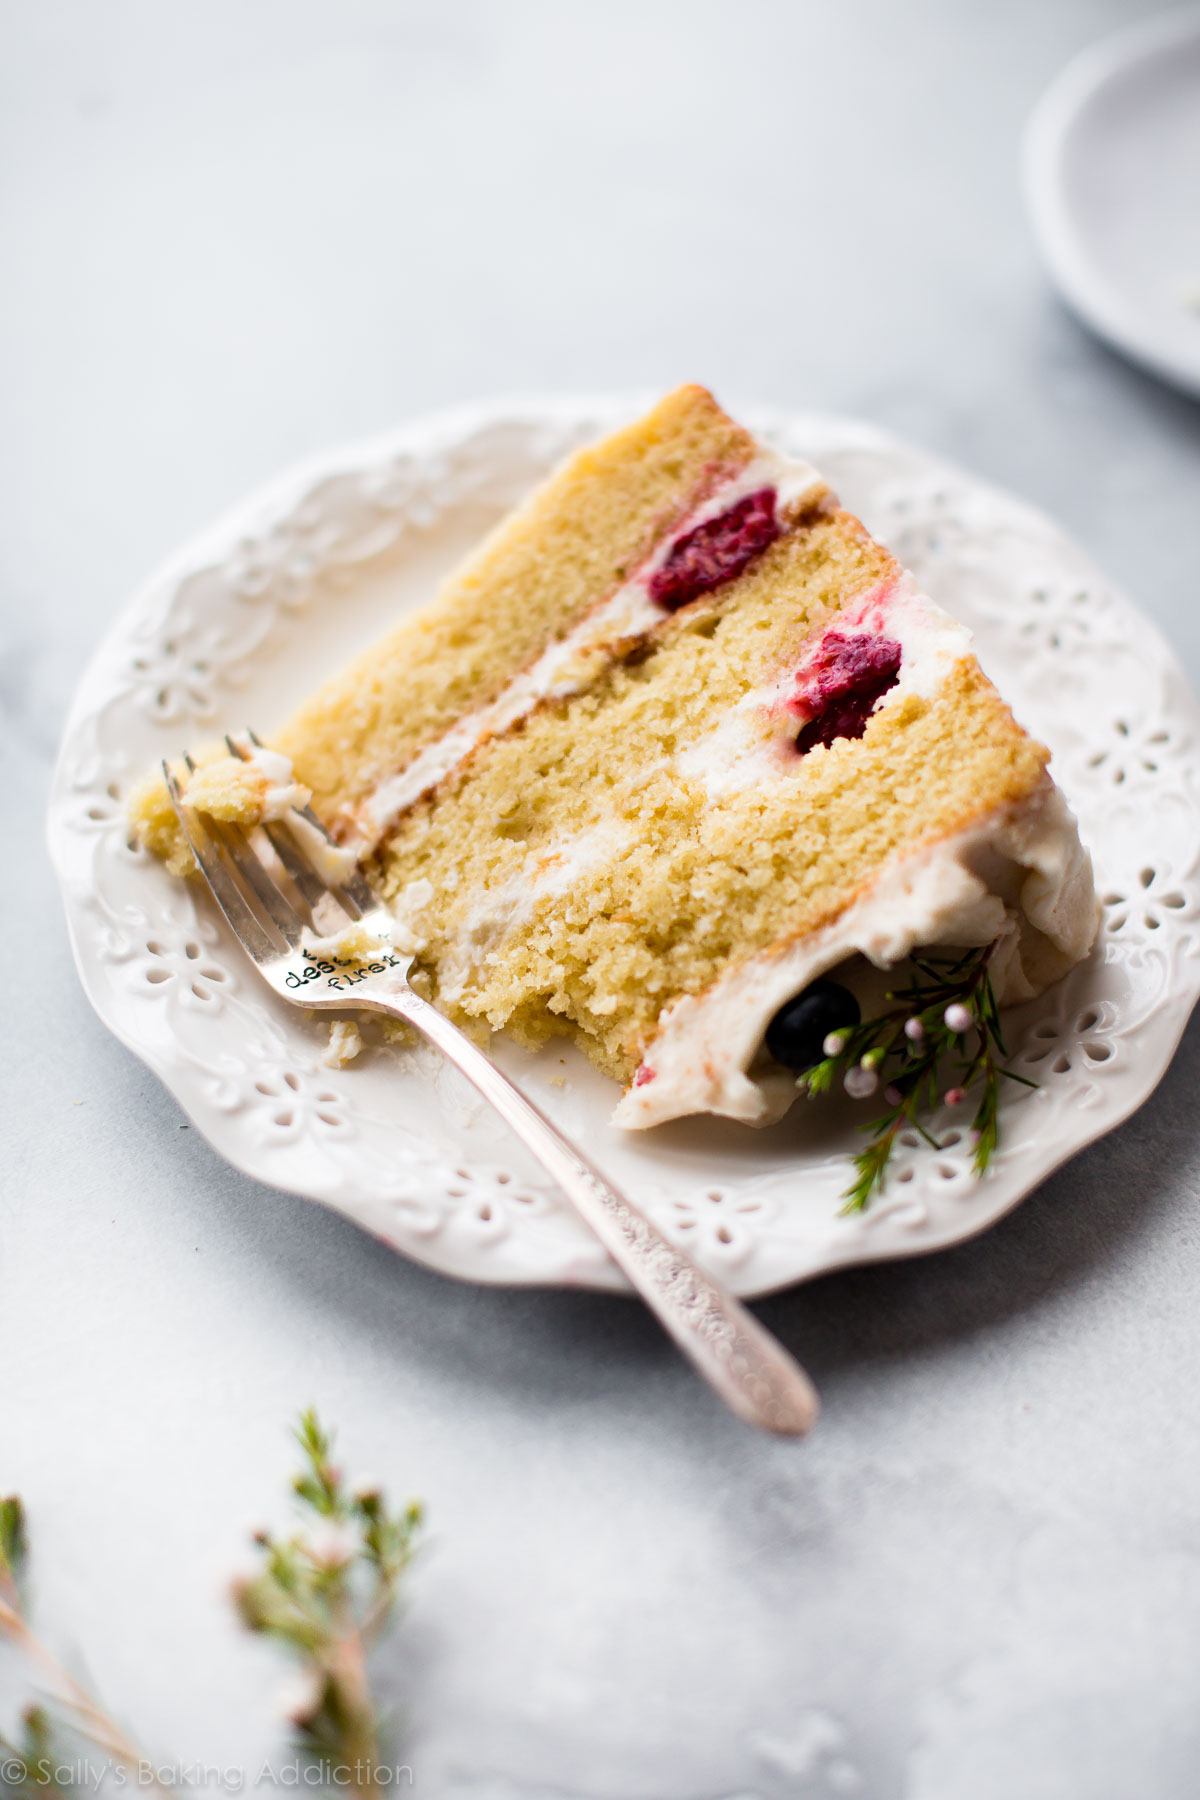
xmin=164 ymin=736 xmax=819 ymax=1437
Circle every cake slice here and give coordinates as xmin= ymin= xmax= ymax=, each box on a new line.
xmin=133 ymin=386 xmax=1098 ymax=1127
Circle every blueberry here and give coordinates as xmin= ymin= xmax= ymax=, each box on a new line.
xmin=765 ymin=978 xmax=861 ymax=1072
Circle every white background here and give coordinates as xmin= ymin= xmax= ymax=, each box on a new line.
xmin=5 ymin=3 xmax=1200 ymax=1796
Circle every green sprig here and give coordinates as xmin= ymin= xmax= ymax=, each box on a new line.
xmin=233 ymin=1410 xmax=423 ymax=1794
xmin=0 ymin=1705 xmax=71 ymax=1800
xmin=798 ymin=946 xmax=1036 ymax=1212
xmin=0 ymin=1496 xmax=25 ymax=1588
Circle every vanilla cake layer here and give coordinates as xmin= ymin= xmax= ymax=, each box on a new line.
xmin=133 ymin=387 xmax=1098 ymax=1127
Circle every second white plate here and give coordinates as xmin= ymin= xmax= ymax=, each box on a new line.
xmin=48 ymin=398 xmax=1200 ymax=1294
xmin=1025 ymin=7 xmax=1200 ymax=398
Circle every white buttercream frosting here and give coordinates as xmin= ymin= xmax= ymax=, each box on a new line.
xmin=612 ymin=779 xmax=1099 ymax=1130
xmin=286 ymin=810 xmax=361 ymax=885
xmin=352 ymin=447 xmax=824 ymax=847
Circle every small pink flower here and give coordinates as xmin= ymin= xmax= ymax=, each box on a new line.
xmin=304 ymin=1520 xmax=357 ymax=1567
xmin=844 ymin=1065 xmax=879 ymax=1100
xmin=944 ymin=1087 xmax=967 ymax=1107
xmin=884 ymin=1084 xmax=903 ymax=1106
xmin=904 ymin=1016 xmax=925 ymax=1042
xmin=275 ymin=1668 xmax=325 ymax=1726
xmin=823 ymin=1031 xmax=847 ymax=1057
xmin=943 ymin=1003 xmax=972 ymax=1034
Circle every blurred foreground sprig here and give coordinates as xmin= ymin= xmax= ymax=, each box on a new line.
xmin=232 ymin=1411 xmax=423 ymax=1794
xmin=0 ymin=1494 xmax=166 ymax=1799
xmin=0 ymin=1414 xmax=422 ymax=1799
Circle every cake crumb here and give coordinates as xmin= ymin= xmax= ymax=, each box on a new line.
xmin=128 ymin=768 xmax=198 ymax=876
xmin=184 ymin=737 xmax=311 ymax=826
xmin=303 ymin=919 xmax=391 ymax=962
xmin=380 ymin=1017 xmax=415 ymax=1047
xmin=322 ymin=1019 xmax=364 ymax=1068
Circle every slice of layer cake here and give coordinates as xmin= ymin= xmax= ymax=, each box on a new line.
xmin=133 ymin=385 xmax=1098 ymax=1127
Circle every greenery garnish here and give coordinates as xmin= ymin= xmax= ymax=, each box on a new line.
xmin=233 ymin=1410 xmax=423 ymax=1795
xmin=798 ymin=945 xmax=1036 ymax=1213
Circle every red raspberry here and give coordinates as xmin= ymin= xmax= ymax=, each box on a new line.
xmin=792 ymin=631 xmax=902 ymax=754
xmin=649 ymin=488 xmax=779 ymax=612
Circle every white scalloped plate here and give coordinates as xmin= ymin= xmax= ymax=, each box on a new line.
xmin=48 ymin=398 xmax=1200 ymax=1295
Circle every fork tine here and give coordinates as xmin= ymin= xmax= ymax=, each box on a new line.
xmin=210 ymin=819 xmax=306 ymax=949
xmin=163 ymin=763 xmax=287 ymax=964
xmin=260 ymin=821 xmax=328 ymax=908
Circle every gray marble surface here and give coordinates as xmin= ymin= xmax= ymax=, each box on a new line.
xmin=5 ymin=2 xmax=1200 ymax=1795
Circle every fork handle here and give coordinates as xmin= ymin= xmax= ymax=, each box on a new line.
xmin=378 ymin=989 xmax=819 ymax=1436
